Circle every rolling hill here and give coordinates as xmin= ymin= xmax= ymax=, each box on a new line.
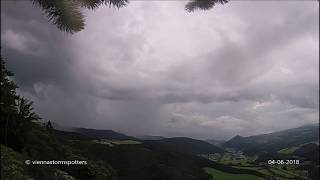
xmin=205 ymin=139 xmax=225 ymax=146
xmin=293 ymin=142 xmax=319 ymax=163
xmin=223 ymin=124 xmax=319 ymax=154
xmin=144 ymin=137 xmax=225 ymax=155
xmin=73 ymin=128 xmax=137 ymax=140
xmin=138 ymin=135 xmax=166 ymax=140
xmin=52 ymin=122 xmax=137 ymax=140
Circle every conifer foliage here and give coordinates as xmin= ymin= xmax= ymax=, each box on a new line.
xmin=31 ymin=0 xmax=228 ymax=33
xmin=0 ymin=57 xmax=40 ymax=151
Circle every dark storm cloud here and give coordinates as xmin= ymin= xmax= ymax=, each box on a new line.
xmin=1 ymin=1 xmax=77 ymax=93
xmin=1 ymin=1 xmax=318 ymax=139
xmin=160 ymin=1 xmax=319 ymax=110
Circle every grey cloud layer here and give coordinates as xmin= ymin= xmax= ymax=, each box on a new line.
xmin=1 ymin=1 xmax=318 ymax=139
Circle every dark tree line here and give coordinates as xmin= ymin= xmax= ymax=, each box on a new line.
xmin=0 ymin=57 xmax=40 ymax=151
xmin=31 ymin=0 xmax=229 ymax=33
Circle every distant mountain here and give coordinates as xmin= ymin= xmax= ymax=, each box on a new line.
xmin=144 ymin=137 xmax=225 ymax=155
xmin=52 ymin=129 xmax=93 ymax=141
xmin=205 ymin=139 xmax=225 ymax=146
xmin=138 ymin=135 xmax=165 ymax=140
xmin=51 ymin=122 xmax=74 ymax=132
xmin=51 ymin=122 xmax=137 ymax=140
xmin=223 ymin=124 xmax=319 ymax=154
xmin=74 ymin=128 xmax=137 ymax=140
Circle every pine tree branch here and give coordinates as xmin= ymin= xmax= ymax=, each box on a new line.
xmin=33 ymin=0 xmax=85 ymax=33
xmin=185 ymin=0 xmax=229 ymax=12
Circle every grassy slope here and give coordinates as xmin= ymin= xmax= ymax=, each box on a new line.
xmin=1 ymin=124 xmax=117 ymax=180
xmin=1 ymin=145 xmax=33 ymax=180
xmin=1 ymin=144 xmax=77 ymax=180
xmin=204 ymin=167 xmax=264 ymax=180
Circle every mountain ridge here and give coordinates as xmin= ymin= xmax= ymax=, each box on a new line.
xmin=223 ymin=124 xmax=319 ymax=154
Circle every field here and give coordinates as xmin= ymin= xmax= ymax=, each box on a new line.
xmin=277 ymin=146 xmax=300 ymax=154
xmin=92 ymin=139 xmax=141 ymax=147
xmin=204 ymin=167 xmax=264 ymax=180
xmin=203 ymin=151 xmax=307 ymax=179
xmin=218 ymin=152 xmax=255 ymax=166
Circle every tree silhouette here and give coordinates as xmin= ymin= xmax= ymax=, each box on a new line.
xmin=1 ymin=57 xmax=18 ymax=147
xmin=33 ymin=0 xmax=129 ymax=33
xmin=17 ymin=98 xmax=40 ymax=123
xmin=185 ymin=0 xmax=229 ymax=12
xmin=46 ymin=120 xmax=53 ymax=132
xmin=30 ymin=0 xmax=228 ymax=33
xmin=0 ymin=57 xmax=40 ymax=151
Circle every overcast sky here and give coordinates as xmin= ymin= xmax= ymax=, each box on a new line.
xmin=1 ymin=1 xmax=319 ymax=140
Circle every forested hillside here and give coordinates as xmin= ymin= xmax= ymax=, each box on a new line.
xmin=223 ymin=124 xmax=319 ymax=154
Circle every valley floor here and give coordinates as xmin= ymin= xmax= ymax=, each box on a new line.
xmin=202 ymin=150 xmax=311 ymax=180
xmin=204 ymin=167 xmax=264 ymax=180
